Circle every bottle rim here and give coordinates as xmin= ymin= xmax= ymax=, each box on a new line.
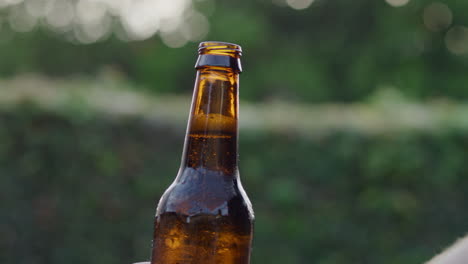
xmin=198 ymin=41 xmax=242 ymax=56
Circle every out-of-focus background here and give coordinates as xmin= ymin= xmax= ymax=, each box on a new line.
xmin=1 ymin=0 xmax=467 ymax=263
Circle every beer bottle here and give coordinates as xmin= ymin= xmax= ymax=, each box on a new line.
xmin=150 ymin=41 xmax=254 ymax=264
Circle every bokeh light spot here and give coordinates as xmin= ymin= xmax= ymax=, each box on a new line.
xmin=159 ymin=16 xmax=183 ymax=34
xmin=25 ymin=0 xmax=54 ymax=18
xmin=0 ymin=0 xmax=196 ymax=44
xmin=45 ymin=1 xmax=74 ymax=31
xmin=445 ymin=26 xmax=468 ymax=55
xmin=161 ymin=30 xmax=187 ymax=48
xmin=80 ymin=13 xmax=111 ymax=43
xmin=180 ymin=11 xmax=209 ymax=42
xmin=286 ymin=0 xmax=314 ymax=10
xmin=121 ymin=0 xmax=169 ymax=40
xmin=8 ymin=4 xmax=36 ymax=32
xmin=76 ymin=0 xmax=107 ymax=25
xmin=423 ymin=2 xmax=452 ymax=32
xmin=385 ymin=0 xmax=410 ymax=7
xmin=0 ymin=0 xmax=23 ymax=8
xmin=157 ymin=0 xmax=189 ymax=20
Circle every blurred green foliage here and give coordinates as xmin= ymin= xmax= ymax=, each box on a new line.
xmin=1 ymin=103 xmax=466 ymax=264
xmin=1 ymin=0 xmax=468 ymax=263
xmin=1 ymin=0 xmax=468 ymax=102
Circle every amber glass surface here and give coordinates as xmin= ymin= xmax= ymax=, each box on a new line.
xmin=198 ymin=41 xmax=242 ymax=58
xmin=150 ymin=42 xmax=254 ymax=264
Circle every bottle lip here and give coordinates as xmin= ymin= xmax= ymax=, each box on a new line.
xmin=198 ymin=41 xmax=242 ymax=56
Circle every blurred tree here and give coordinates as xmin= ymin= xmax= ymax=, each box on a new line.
xmin=0 ymin=0 xmax=467 ymax=102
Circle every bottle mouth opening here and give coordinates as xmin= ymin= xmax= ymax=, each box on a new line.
xmin=198 ymin=41 xmax=242 ymax=57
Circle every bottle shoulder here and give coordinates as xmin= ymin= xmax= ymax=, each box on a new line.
xmin=156 ymin=167 xmax=253 ymax=220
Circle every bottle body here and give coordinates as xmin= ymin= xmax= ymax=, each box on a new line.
xmin=150 ymin=42 xmax=254 ymax=264
xmin=152 ymin=168 xmax=253 ymax=264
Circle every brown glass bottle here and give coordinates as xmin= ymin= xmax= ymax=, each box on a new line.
xmin=150 ymin=42 xmax=254 ymax=264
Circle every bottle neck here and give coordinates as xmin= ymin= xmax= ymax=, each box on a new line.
xmin=180 ymin=67 xmax=239 ymax=174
